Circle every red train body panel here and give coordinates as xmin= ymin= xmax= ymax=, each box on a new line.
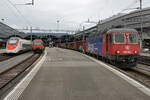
xmin=101 ymin=29 xmax=140 ymax=67
xmin=7 ymin=40 xmax=19 ymax=51
xmin=6 ymin=37 xmax=32 ymax=54
xmin=102 ymin=32 xmax=140 ymax=55
xmin=32 ymin=39 xmax=45 ymax=53
xmin=57 ymin=28 xmax=140 ymax=68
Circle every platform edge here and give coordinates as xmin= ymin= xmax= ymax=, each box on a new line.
xmin=3 ymin=50 xmax=47 ymax=100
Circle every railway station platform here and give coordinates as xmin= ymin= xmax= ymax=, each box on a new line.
xmin=140 ymin=53 xmax=150 ymax=57
xmin=5 ymin=47 xmax=150 ymax=100
xmin=0 ymin=49 xmax=5 ymax=53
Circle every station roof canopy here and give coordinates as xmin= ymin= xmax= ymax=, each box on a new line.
xmin=26 ymin=32 xmax=69 ymax=38
xmin=0 ymin=38 xmax=4 ymax=42
xmin=107 ymin=28 xmax=138 ymax=33
xmin=0 ymin=22 xmax=70 ymax=39
xmin=0 ymin=22 xmax=26 ymax=39
xmin=74 ymin=25 xmax=97 ymax=37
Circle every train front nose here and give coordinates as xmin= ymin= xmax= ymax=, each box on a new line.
xmin=7 ymin=45 xmax=17 ymax=50
xmin=6 ymin=45 xmax=17 ymax=53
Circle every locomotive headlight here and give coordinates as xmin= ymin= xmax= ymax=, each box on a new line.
xmin=134 ymin=51 xmax=137 ymax=54
xmin=116 ymin=50 xmax=120 ymax=54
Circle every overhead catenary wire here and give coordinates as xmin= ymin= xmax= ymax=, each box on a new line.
xmin=1 ymin=0 xmax=25 ymax=26
xmin=6 ymin=0 xmax=32 ymax=26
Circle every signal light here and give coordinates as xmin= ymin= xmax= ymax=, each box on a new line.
xmin=134 ymin=51 xmax=137 ymax=54
xmin=116 ymin=50 xmax=120 ymax=54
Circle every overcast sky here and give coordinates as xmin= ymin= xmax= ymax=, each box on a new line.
xmin=0 ymin=0 xmax=150 ymax=31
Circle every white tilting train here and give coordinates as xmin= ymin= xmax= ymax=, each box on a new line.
xmin=6 ymin=37 xmax=32 ymax=54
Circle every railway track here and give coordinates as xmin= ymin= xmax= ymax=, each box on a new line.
xmin=117 ymin=67 xmax=150 ymax=88
xmin=0 ymin=53 xmax=13 ymax=62
xmin=0 ymin=51 xmax=33 ymax=62
xmin=138 ymin=55 xmax=150 ymax=65
xmin=0 ymin=53 xmax=42 ymax=97
xmin=93 ymin=58 xmax=150 ymax=88
xmin=124 ymin=67 xmax=150 ymax=88
xmin=104 ymin=61 xmax=150 ymax=88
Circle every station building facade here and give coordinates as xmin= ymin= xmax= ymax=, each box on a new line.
xmin=96 ymin=7 xmax=150 ymax=48
xmin=98 ymin=7 xmax=150 ymax=39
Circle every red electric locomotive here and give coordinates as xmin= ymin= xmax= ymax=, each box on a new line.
xmin=102 ymin=28 xmax=140 ymax=67
xmin=32 ymin=39 xmax=45 ymax=53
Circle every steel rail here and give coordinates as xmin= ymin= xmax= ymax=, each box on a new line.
xmin=0 ymin=53 xmax=42 ymax=97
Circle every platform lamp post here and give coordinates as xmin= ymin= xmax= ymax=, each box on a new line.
xmin=1 ymin=19 xmax=4 ymax=22
xmin=57 ymin=20 xmax=60 ymax=32
xmin=84 ymin=18 xmax=99 ymax=38
xmin=121 ymin=0 xmax=143 ymax=50
xmin=15 ymin=0 xmax=34 ymax=41
xmin=56 ymin=20 xmax=61 ymax=44
xmin=1 ymin=18 xmax=8 ymax=24
xmin=30 ymin=27 xmax=33 ymax=41
xmin=85 ymin=18 xmax=98 ymax=24
xmin=82 ymin=26 xmax=85 ymax=41
xmin=139 ymin=0 xmax=143 ymax=50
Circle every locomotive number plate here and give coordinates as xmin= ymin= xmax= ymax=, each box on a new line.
xmin=123 ymin=51 xmax=131 ymax=53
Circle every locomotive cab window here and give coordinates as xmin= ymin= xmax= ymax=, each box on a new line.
xmin=33 ymin=42 xmax=42 ymax=45
xmin=114 ymin=33 xmax=125 ymax=43
xmin=128 ymin=33 xmax=138 ymax=43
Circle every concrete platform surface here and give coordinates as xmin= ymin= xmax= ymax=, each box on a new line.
xmin=17 ymin=48 xmax=149 ymax=100
xmin=0 ymin=49 xmax=5 ymax=53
